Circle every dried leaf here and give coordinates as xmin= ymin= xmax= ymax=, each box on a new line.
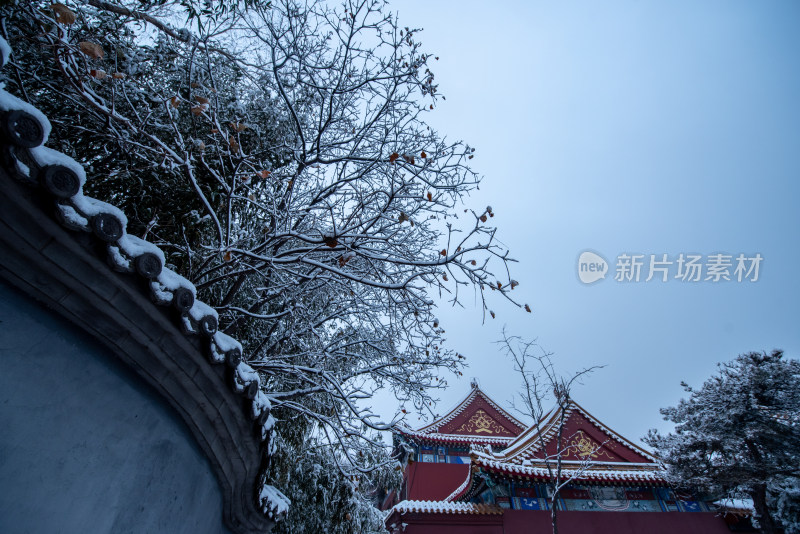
xmin=426 ymin=192 xmax=432 ymax=201
xmin=420 ymin=151 xmax=427 ymax=158
xmin=89 ymin=69 xmax=106 ymax=79
xmin=338 ymin=253 xmax=355 ymax=267
xmin=111 ymin=72 xmax=126 ymax=79
xmin=471 ymin=260 xmax=477 ymax=266
xmin=525 ymin=304 xmax=532 ymax=313
xmin=194 ymin=96 xmax=210 ymax=105
xmin=210 ymin=128 xmax=219 ymax=133
xmin=229 ymin=121 xmax=248 ymax=132
xmin=398 ymin=212 xmax=409 ymax=223
xmin=190 ymin=105 xmax=204 ymax=116
xmin=490 ymin=310 xmax=496 ymax=319
xmin=228 ymin=136 xmax=239 ymax=153
xmin=223 ymin=250 xmax=232 ymax=262
xmin=442 ymin=274 xmax=448 ymax=281
xmin=389 ymin=152 xmax=399 ymax=163
xmin=440 ymin=249 xmax=446 ymax=256
xmin=257 ymin=170 xmax=271 ymax=179
xmin=79 ymin=41 xmax=104 ymax=60
xmin=170 ymin=96 xmax=180 ymax=108
xmin=52 ymin=4 xmax=76 ymax=25
xmin=191 ymin=82 xmax=201 ymax=88
xmin=324 ymin=236 xmax=338 ymax=248
xmin=480 ymin=214 xmax=487 ymax=223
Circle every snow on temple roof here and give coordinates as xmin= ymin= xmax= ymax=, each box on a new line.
xmin=440 ymin=399 xmax=667 ymax=502
xmin=410 ymin=383 xmax=526 ymax=438
xmin=390 ymin=500 xmax=503 ymax=515
xmin=496 ymin=399 xmax=657 ymax=464
xmin=472 ymin=453 xmax=664 ymax=483
xmin=444 ymin=448 xmax=666 ymax=503
xmin=394 ymin=424 xmax=516 ymax=446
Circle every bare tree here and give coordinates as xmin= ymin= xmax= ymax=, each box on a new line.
xmin=498 ymin=329 xmax=603 ymax=534
xmin=3 ymin=1 xmax=526 ymax=524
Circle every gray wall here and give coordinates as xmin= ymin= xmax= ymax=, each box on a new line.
xmin=0 ymin=280 xmax=231 ymax=534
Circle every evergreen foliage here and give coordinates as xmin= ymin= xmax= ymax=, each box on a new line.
xmin=646 ymin=350 xmax=800 ymax=533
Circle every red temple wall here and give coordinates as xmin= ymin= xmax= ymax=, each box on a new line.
xmin=393 ymin=510 xmax=732 ymax=534
xmin=404 ymin=462 xmax=470 ymax=501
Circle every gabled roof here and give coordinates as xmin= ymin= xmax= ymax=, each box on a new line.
xmin=497 ymin=399 xmax=657 ymax=464
xmin=445 ymin=399 xmax=666 ymax=502
xmin=398 ymin=383 xmax=526 ymax=446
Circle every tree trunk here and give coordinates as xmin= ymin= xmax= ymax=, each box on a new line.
xmin=751 ymin=483 xmax=780 ymax=534
xmin=551 ymin=491 xmax=559 ymax=534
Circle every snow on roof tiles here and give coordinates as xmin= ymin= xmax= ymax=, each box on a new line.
xmin=497 ymin=400 xmax=657 ymax=464
xmin=472 ymin=455 xmax=665 ymax=483
xmin=0 ymin=35 xmax=286 ymax=524
xmin=395 ymin=424 xmax=515 ymax=446
xmin=413 ymin=384 xmax=526 ymax=435
xmin=390 ymin=500 xmax=503 ymax=515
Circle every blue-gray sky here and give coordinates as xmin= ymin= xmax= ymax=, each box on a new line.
xmin=376 ymin=0 xmax=800 ymax=445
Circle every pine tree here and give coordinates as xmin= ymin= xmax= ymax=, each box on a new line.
xmin=645 ymin=351 xmax=800 ymax=533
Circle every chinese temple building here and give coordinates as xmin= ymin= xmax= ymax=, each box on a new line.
xmin=384 ymin=382 xmax=741 ymax=534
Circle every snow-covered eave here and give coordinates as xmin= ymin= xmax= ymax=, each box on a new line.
xmin=471 ymin=446 xmax=658 ymax=470
xmin=472 ymin=456 xmax=667 ymax=484
xmin=493 ymin=400 xmax=658 ymax=464
xmin=569 ymin=399 xmax=658 ymax=462
xmin=497 ymin=403 xmax=568 ymax=460
xmin=414 ymin=385 xmax=526 ymax=435
xmin=443 ymin=464 xmax=478 ymax=502
xmin=389 ymin=499 xmax=503 ymax=516
xmin=0 ymin=35 xmax=286 ymax=530
xmin=395 ymin=425 xmax=515 ymax=446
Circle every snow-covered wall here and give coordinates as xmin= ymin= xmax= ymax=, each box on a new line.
xmin=0 ymin=280 xmax=231 ymax=534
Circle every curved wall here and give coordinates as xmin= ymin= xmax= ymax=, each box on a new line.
xmin=0 ymin=280 xmax=230 ymax=534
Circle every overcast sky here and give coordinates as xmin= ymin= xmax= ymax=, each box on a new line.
xmin=373 ymin=0 xmax=800 ymax=446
